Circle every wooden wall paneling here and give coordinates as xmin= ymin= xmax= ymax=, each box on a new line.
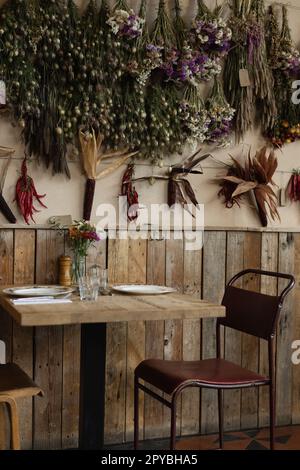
xmin=0 ymin=230 xmax=14 ymax=358
xmin=224 ymin=232 xmax=244 ymax=431
xmin=181 ymin=235 xmax=202 ymax=436
xmin=34 ymin=230 xmax=65 ymax=449
xmin=240 ymin=232 xmax=261 ymax=430
xmin=164 ymin=235 xmax=184 ymax=435
xmin=0 ymin=229 xmax=14 ymax=450
xmin=292 ymin=234 xmax=300 ymax=424
xmin=277 ymin=233 xmax=294 ymax=426
xmin=259 ymin=233 xmax=278 ymax=428
xmin=105 ymin=238 xmax=128 ymax=444
xmin=125 ymin=237 xmax=147 ymax=441
xmin=201 ymin=231 xmax=226 ymax=434
xmin=144 ymin=238 xmax=166 ymax=439
xmin=12 ymin=230 xmax=35 ymax=449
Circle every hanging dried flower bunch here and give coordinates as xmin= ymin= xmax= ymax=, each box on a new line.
xmin=205 ymin=78 xmax=235 ymax=147
xmin=218 ymin=147 xmax=279 ymax=227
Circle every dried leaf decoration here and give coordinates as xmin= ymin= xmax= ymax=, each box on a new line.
xmin=79 ymin=128 xmax=138 ymax=220
xmin=218 ymin=147 xmax=279 ymax=227
xmin=123 ymin=149 xmax=211 ymax=218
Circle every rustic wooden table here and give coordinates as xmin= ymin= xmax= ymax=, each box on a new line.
xmin=0 ymin=291 xmax=225 ymax=450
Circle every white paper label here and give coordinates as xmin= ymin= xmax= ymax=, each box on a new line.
xmin=239 ymin=69 xmax=251 ymax=87
xmin=0 ymin=80 xmax=6 ymax=105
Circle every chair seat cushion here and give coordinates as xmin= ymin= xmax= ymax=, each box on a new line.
xmin=135 ymin=358 xmax=269 ymax=395
xmin=0 ymin=363 xmax=42 ymax=399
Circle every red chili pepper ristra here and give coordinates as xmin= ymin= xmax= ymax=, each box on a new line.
xmin=15 ymin=158 xmax=47 ymax=225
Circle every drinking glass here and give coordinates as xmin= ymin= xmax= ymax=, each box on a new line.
xmin=99 ymin=269 xmax=108 ymax=294
xmin=78 ymin=275 xmax=96 ymax=301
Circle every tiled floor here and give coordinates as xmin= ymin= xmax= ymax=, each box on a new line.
xmin=108 ymin=426 xmax=300 ymax=450
xmin=176 ymin=426 xmax=300 ymax=450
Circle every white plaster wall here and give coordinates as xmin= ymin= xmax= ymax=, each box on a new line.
xmin=0 ymin=0 xmax=300 ymax=228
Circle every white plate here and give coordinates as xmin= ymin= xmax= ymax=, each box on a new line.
xmin=3 ymin=286 xmax=75 ymax=298
xmin=111 ymin=285 xmax=176 ymax=295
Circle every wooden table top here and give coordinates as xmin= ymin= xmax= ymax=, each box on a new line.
xmin=0 ymin=291 xmax=225 ymax=327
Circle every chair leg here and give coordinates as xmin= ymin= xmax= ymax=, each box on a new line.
xmin=134 ymin=376 xmax=139 ymax=450
xmin=269 ymin=384 xmax=276 ymax=451
xmin=218 ymin=389 xmax=224 ymax=450
xmin=170 ymin=395 xmax=178 ymax=451
xmin=0 ymin=395 xmax=20 ymax=450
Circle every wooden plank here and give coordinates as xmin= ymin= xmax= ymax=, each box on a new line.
xmin=61 ymin=233 xmax=81 ymax=449
xmin=34 ymin=230 xmax=65 ymax=449
xmin=201 ymin=231 xmax=226 ymax=434
xmin=181 ymin=239 xmax=202 ymax=436
xmin=0 ymin=230 xmax=14 ymax=358
xmin=277 ymin=233 xmax=294 ymax=425
xmin=0 ymin=292 xmax=225 ymax=328
xmin=62 ymin=324 xmax=81 ymax=449
xmin=105 ymin=238 xmax=128 ymax=444
xmin=259 ymin=232 xmax=278 ymax=428
xmin=145 ymin=239 xmax=166 ymax=439
xmin=0 ymin=229 xmax=14 ymax=450
xmin=240 ymin=232 xmax=261 ymax=430
xmin=292 ymin=234 xmax=300 ymax=424
xmin=224 ymin=232 xmax=244 ymax=431
xmin=12 ymin=230 xmax=35 ymax=450
xmin=164 ymin=236 xmax=184 ymax=435
xmin=125 ymin=238 xmax=147 ymax=441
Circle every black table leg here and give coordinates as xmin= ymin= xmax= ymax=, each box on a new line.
xmin=79 ymin=323 xmax=107 ymax=450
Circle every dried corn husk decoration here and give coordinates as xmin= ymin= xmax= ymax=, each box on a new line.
xmin=124 ymin=149 xmax=211 ymax=213
xmin=79 ymin=129 xmax=138 ymax=220
xmin=218 ymin=147 xmax=279 ymax=227
xmin=0 ymin=146 xmax=16 ymax=223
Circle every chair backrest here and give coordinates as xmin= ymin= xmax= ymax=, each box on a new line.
xmin=218 ymin=269 xmax=295 ymax=340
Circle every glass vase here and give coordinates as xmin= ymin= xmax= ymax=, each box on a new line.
xmin=72 ymin=252 xmax=86 ymax=286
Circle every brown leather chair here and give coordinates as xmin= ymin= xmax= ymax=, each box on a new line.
xmin=0 ymin=363 xmax=43 ymax=450
xmin=134 ymin=269 xmax=295 ymax=450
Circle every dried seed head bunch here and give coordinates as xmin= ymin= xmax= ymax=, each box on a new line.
xmin=218 ymin=147 xmax=279 ymax=227
xmin=250 ymin=0 xmax=277 ymax=133
xmin=265 ymin=5 xmax=300 ymax=147
xmin=205 ymin=78 xmax=235 ymax=148
xmin=0 ymin=1 xmax=40 ymax=136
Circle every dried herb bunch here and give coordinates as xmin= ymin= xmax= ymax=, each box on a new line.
xmin=250 ymin=0 xmax=277 ymax=133
xmin=223 ymin=0 xmax=256 ymax=142
xmin=218 ymin=147 xmax=279 ymax=227
xmin=265 ymin=5 xmax=300 ymax=147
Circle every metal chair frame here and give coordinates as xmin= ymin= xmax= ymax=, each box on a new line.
xmin=134 ymin=269 xmax=295 ymax=450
